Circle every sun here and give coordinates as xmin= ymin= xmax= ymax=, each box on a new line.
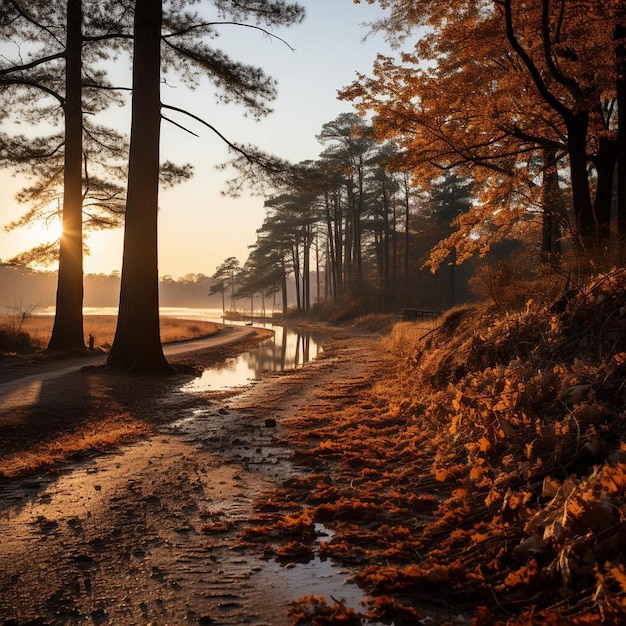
xmin=39 ymin=213 xmax=64 ymax=242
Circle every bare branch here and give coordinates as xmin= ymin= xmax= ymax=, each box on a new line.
xmin=82 ymin=82 xmax=132 ymax=92
xmin=161 ymin=114 xmax=199 ymax=137
xmin=503 ymin=0 xmax=571 ymax=120
xmin=160 ymin=102 xmax=256 ymax=162
xmin=162 ymin=21 xmax=296 ymax=52
xmin=82 ymin=33 xmax=134 ymax=43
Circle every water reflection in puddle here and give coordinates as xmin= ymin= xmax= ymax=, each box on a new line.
xmin=182 ymin=325 xmax=326 ymax=392
xmin=256 ymin=523 xmax=387 ymax=625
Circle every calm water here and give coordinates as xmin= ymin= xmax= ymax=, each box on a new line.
xmin=182 ymin=324 xmax=326 ymax=392
xmin=36 ymin=306 xmax=326 ymax=391
xmin=36 ymin=306 xmax=227 ymax=320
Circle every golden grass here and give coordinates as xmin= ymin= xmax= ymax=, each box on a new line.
xmin=0 ymin=414 xmax=152 ymax=479
xmin=0 ymin=314 xmax=221 ymax=350
xmin=381 ymin=318 xmax=440 ymax=359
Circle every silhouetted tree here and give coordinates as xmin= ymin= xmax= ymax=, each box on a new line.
xmin=106 ymin=0 xmax=304 ymax=372
xmin=0 ymin=0 xmax=132 ymax=352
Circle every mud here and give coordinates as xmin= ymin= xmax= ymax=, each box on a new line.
xmin=0 ymin=331 xmax=380 ymax=625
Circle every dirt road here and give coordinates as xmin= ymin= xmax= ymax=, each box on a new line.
xmin=0 ymin=327 xmax=255 ymax=412
xmin=0 ymin=329 xmax=382 ymax=625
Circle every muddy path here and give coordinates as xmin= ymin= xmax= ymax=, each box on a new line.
xmin=0 ymin=331 xmax=382 ymax=625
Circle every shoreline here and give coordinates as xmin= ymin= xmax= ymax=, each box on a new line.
xmin=0 ymin=324 xmax=276 ymax=480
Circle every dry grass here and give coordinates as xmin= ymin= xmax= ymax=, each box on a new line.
xmin=381 ymin=318 xmax=440 ymax=359
xmin=0 ymin=314 xmax=221 ymax=350
xmin=0 ymin=414 xmax=152 ymax=479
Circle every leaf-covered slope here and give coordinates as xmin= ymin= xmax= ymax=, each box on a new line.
xmin=242 ymin=270 xmax=626 ymax=625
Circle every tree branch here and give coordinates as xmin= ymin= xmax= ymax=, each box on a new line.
xmin=0 ymin=77 xmax=64 ymax=106
xmin=540 ymin=0 xmax=583 ymax=101
xmin=82 ymin=33 xmax=133 ymax=42
xmin=161 ymin=114 xmax=199 ymax=137
xmin=162 ymin=21 xmax=296 ymax=52
xmin=82 ymin=82 xmax=132 ymax=92
xmin=0 ymin=51 xmax=64 ymax=76
xmin=7 ymin=0 xmax=62 ymax=45
xmin=161 ymin=102 xmax=258 ymax=162
xmin=502 ymin=0 xmax=571 ymax=120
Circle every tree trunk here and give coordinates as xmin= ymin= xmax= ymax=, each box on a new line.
xmin=541 ymin=147 xmax=561 ymax=264
xmin=292 ymin=243 xmax=301 ymax=311
xmin=391 ymin=194 xmax=397 ymax=279
xmin=230 ymin=273 xmax=236 ymax=312
xmin=616 ymin=20 xmax=626 ymax=240
xmin=315 ymin=232 xmax=320 ymax=305
xmin=381 ymin=182 xmax=390 ymax=279
xmin=403 ymin=172 xmax=410 ymax=282
xmin=48 ymin=0 xmax=84 ymax=352
xmin=280 ymin=258 xmax=288 ymax=314
xmin=324 ymin=190 xmax=338 ymax=302
xmin=344 ymin=181 xmax=354 ymax=281
xmin=373 ymin=226 xmax=382 ymax=275
xmin=567 ymin=112 xmax=595 ymax=247
xmin=333 ymin=189 xmax=343 ymax=299
xmin=355 ymin=156 xmax=364 ymax=275
xmin=107 ymin=0 xmax=169 ymax=373
xmin=303 ymin=221 xmax=311 ymax=312
xmin=593 ymin=135 xmax=617 ymax=247
xmin=449 ymin=247 xmax=456 ymax=308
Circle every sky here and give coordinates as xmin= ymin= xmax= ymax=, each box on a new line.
xmin=0 ymin=0 xmax=395 ymax=279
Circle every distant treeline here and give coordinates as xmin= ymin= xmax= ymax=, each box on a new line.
xmin=0 ymin=266 xmax=224 ymax=311
xmin=0 ymin=263 xmax=479 ymax=315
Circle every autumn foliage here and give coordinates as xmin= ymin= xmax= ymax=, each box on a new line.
xmin=241 ymin=269 xmax=626 ymax=624
xmin=344 ymin=0 xmax=625 ymax=266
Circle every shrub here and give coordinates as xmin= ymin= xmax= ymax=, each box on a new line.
xmin=0 ymin=327 xmax=35 ymax=352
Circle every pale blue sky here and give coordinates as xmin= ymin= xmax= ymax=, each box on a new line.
xmin=0 ymin=0 xmax=394 ymax=278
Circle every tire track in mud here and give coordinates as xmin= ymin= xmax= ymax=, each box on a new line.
xmin=0 ymin=438 xmax=279 ymax=624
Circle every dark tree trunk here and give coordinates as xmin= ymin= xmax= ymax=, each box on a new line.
xmin=593 ymin=135 xmax=617 ymax=246
xmin=391 ymin=194 xmax=397 ymax=279
xmin=381 ymin=183 xmax=390 ymax=279
xmin=355 ymin=156 xmax=364 ymax=276
xmin=324 ymin=190 xmax=338 ymax=302
xmin=333 ymin=190 xmax=343 ymax=298
xmin=567 ymin=112 xmax=595 ymax=246
xmin=449 ymin=246 xmax=456 ymax=308
xmin=107 ymin=0 xmax=169 ymax=373
xmin=344 ymin=181 xmax=354 ymax=280
xmin=48 ymin=0 xmax=84 ymax=352
xmin=616 ymin=21 xmax=626 ymax=240
xmin=315 ymin=232 xmax=320 ymax=305
xmin=541 ymin=147 xmax=561 ymax=264
xmin=292 ymin=243 xmax=301 ymax=311
xmin=404 ymin=173 xmax=410 ymax=282
xmin=503 ymin=0 xmax=594 ymax=251
xmin=280 ymin=259 xmax=288 ymax=314
xmin=303 ymin=221 xmax=311 ymax=312
xmin=374 ymin=227 xmax=382 ymax=276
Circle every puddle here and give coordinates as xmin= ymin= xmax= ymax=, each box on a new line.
xmin=254 ymin=522 xmax=386 ymax=625
xmin=182 ymin=326 xmax=326 ymax=392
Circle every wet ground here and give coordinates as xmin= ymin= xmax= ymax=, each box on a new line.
xmin=0 ymin=331 xmax=380 ymax=625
